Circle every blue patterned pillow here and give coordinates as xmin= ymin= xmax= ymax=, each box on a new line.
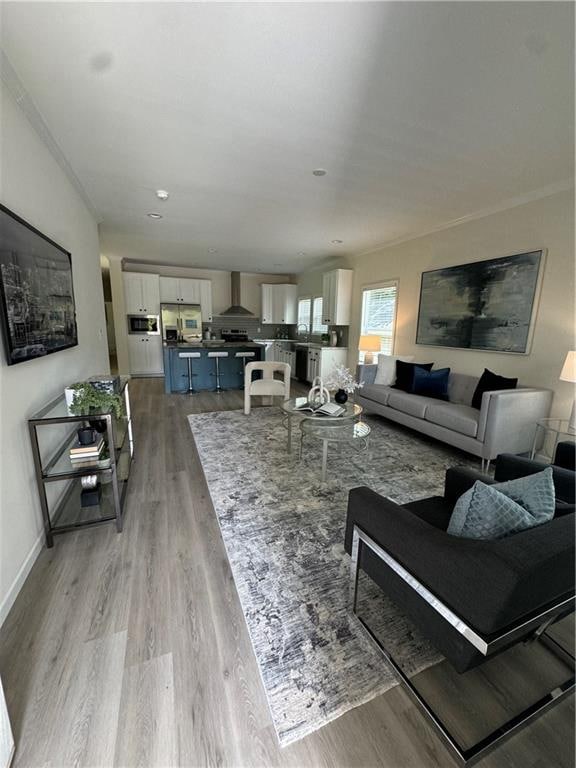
xmin=492 ymin=467 xmax=555 ymax=521
xmin=448 ymin=468 xmax=555 ymax=540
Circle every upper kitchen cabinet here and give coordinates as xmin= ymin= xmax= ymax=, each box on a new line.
xmin=321 ymin=269 xmax=353 ymax=325
xmin=159 ymin=276 xmax=212 ymax=318
xmin=124 ymin=272 xmax=160 ymax=315
xmin=159 ymin=276 xmax=181 ymax=303
xmin=199 ymin=280 xmax=213 ymax=322
xmin=261 ymin=284 xmax=297 ymax=324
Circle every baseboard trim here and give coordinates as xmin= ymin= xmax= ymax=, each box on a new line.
xmin=0 ymin=532 xmax=43 ymax=628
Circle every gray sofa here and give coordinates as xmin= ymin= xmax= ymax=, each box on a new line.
xmin=356 ymin=364 xmax=552 ymax=467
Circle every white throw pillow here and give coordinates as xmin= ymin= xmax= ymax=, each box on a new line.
xmin=374 ymin=354 xmax=414 ymax=386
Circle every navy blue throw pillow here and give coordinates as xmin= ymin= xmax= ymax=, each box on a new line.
xmin=412 ymin=367 xmax=451 ymax=400
xmin=471 ymin=368 xmax=518 ymax=410
xmin=393 ymin=360 xmax=434 ymax=392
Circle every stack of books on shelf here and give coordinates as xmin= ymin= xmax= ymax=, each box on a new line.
xmin=69 ymin=437 xmax=105 ymax=468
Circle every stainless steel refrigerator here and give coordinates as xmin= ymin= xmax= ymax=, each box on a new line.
xmin=161 ymin=303 xmax=203 ymax=342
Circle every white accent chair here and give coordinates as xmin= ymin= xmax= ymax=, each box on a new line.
xmin=244 ymin=361 xmax=291 ymax=415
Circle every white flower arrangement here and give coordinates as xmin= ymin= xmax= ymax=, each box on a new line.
xmin=324 ymin=364 xmax=364 ymax=394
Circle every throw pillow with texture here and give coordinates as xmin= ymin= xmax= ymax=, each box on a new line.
xmin=412 ymin=367 xmax=451 ymax=400
xmin=393 ymin=360 xmax=434 ymax=392
xmin=448 ymin=468 xmax=555 ymax=540
xmin=471 ymin=368 xmax=518 ymax=410
xmin=374 ymin=354 xmax=414 ymax=386
xmin=492 ymin=466 xmax=556 ymax=522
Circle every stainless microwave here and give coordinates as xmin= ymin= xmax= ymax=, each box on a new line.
xmin=127 ymin=315 xmax=160 ymax=335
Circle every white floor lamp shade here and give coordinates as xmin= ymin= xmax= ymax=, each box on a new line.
xmin=559 ymin=351 xmax=576 ymax=431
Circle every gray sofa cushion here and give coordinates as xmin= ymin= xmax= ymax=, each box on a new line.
xmin=387 ymin=391 xmax=440 ymax=419
xmin=426 ymin=402 xmax=480 ymax=438
xmin=360 ymin=384 xmax=393 ymax=406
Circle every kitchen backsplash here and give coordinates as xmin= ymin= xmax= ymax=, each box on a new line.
xmin=203 ymin=317 xmax=349 ymax=346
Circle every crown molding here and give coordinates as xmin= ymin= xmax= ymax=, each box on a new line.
xmin=350 ymin=178 xmax=574 ymax=261
xmin=1 ymin=50 xmax=101 ymax=222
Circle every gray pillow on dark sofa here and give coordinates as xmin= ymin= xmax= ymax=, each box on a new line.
xmin=448 ymin=467 xmax=555 ymax=540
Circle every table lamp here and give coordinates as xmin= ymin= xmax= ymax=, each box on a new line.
xmin=359 ymin=335 xmax=381 ymax=365
xmin=559 ymin=350 xmax=576 ymax=431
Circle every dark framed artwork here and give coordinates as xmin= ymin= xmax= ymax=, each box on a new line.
xmin=415 ymin=250 xmax=544 ymax=354
xmin=0 ymin=204 xmax=78 ymax=365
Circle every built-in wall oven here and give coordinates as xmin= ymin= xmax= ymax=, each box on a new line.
xmin=127 ymin=315 xmax=160 ymax=335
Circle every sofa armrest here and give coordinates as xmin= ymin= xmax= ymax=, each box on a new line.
xmin=356 ymin=364 xmax=377 ymax=386
xmin=495 ymin=454 xmax=575 ymax=504
xmin=345 ymin=486 xmax=574 ymax=635
xmin=444 ymin=467 xmax=495 ymax=505
xmin=478 ymin=388 xmax=553 ymax=459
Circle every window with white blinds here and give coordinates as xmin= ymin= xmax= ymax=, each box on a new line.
xmin=297 ymin=298 xmax=311 ymax=333
xmin=312 ymin=297 xmax=328 ymax=334
xmin=360 ymin=282 xmax=398 ymax=357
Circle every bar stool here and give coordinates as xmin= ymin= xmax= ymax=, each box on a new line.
xmin=208 ymin=350 xmax=228 ymax=393
xmin=235 ymin=351 xmax=256 ymax=389
xmin=178 ymin=351 xmax=201 ymax=394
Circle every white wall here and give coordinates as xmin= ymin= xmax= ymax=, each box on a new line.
xmin=346 ymin=190 xmax=575 ymax=417
xmin=111 ymin=261 xmax=294 ymax=373
xmin=0 ymin=82 xmax=109 ymax=624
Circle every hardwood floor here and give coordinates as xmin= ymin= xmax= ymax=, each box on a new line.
xmin=0 ymin=378 xmax=573 ymax=768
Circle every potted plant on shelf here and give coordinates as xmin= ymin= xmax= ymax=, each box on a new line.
xmin=324 ymin=364 xmax=364 ymax=404
xmin=67 ymin=382 xmax=124 ymax=433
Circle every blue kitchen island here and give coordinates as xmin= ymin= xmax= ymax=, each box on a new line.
xmin=163 ymin=342 xmax=263 ymax=393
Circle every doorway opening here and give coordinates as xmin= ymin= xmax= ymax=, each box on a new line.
xmin=101 ymin=256 xmax=118 ymax=374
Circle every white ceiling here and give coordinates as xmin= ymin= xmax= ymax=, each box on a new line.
xmin=1 ymin=2 xmax=573 ymax=273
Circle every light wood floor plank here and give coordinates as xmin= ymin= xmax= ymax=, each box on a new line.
xmin=114 ymin=653 xmax=176 ymax=768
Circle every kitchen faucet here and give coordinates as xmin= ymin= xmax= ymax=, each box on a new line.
xmin=296 ymin=323 xmax=310 ymax=341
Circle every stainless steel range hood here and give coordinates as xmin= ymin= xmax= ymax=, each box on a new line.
xmin=219 ymin=271 xmax=254 ymax=316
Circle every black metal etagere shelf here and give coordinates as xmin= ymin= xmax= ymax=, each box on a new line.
xmin=28 ymin=376 xmax=133 ymax=547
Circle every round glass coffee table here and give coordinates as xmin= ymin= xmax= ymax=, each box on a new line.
xmin=280 ymin=397 xmax=363 ymax=454
xmin=300 ymin=419 xmax=371 ymax=483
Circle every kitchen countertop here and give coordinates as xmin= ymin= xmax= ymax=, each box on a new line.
xmin=164 ymin=341 xmax=264 ymax=349
xmin=256 ymin=339 xmax=348 ymax=350
xmin=164 ymin=340 xmax=347 ymax=350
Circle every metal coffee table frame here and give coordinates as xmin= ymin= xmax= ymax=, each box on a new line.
xmin=300 ymin=420 xmax=371 ymax=483
xmin=349 ymin=525 xmax=575 ymax=766
xmin=280 ymin=397 xmax=362 ymax=454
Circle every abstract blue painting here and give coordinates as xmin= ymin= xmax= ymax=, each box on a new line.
xmin=416 ymin=251 xmax=543 ymax=353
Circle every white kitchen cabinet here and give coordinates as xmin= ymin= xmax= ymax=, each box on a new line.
xmin=124 ymin=273 xmax=160 ymax=315
xmin=199 ymin=280 xmax=213 ymax=322
xmin=274 ymin=343 xmax=295 ymax=373
xmin=307 ymin=348 xmax=320 ymax=382
xmin=127 ymin=335 xmax=164 ymax=375
xmin=159 ymin=276 xmax=212 ymax=308
xmin=321 ymin=269 xmax=353 ymax=325
xmin=306 ymin=346 xmax=347 ymax=383
xmin=261 ymin=284 xmax=297 ymax=324
xmin=180 ymin=278 xmax=202 ymax=304
xmin=159 ymin=277 xmax=180 ymax=303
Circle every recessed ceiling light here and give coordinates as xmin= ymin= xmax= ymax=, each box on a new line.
xmin=331 ymin=239 xmax=343 ymax=244
xmin=208 ymin=248 xmax=217 ymax=253
xmin=312 ymin=169 xmax=327 ymax=176
xmin=155 ymin=189 xmax=169 ymax=201
xmin=146 ymin=212 xmax=163 ymax=219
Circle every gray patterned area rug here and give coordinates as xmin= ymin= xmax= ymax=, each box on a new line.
xmin=188 ymin=407 xmax=475 ymax=746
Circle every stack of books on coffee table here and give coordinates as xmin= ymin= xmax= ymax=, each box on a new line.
xmin=69 ymin=437 xmax=105 ymax=468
